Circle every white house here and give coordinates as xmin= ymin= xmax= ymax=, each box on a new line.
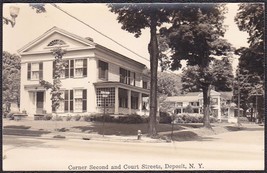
xmin=18 ymin=27 xmax=150 ymax=117
xmin=164 ymin=90 xmax=235 ymax=121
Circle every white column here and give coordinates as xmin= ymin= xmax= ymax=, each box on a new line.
xmin=138 ymin=93 xmax=142 ymax=113
xmin=115 ymin=87 xmax=119 ymax=114
xmin=128 ymin=90 xmax=131 ymax=114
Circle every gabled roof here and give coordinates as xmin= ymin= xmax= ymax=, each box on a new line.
xmin=18 ymin=26 xmax=147 ymax=68
xmin=18 ymin=26 xmax=95 ymax=53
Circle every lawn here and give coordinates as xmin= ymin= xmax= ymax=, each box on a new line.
xmin=3 ymin=118 xmax=186 ymax=136
xmin=73 ymin=122 xmax=185 ymax=136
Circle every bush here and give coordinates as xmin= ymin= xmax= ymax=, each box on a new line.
xmin=159 ymin=112 xmax=172 ymax=124
xmin=53 ymin=115 xmax=63 ymax=121
xmin=115 ymin=114 xmax=144 ymax=124
xmin=89 ymin=114 xmax=147 ymax=124
xmin=73 ymin=115 xmax=81 ymax=121
xmin=239 ymin=117 xmax=250 ymax=123
xmin=65 ymin=116 xmax=72 ymax=121
xmin=6 ymin=112 xmax=14 ymax=120
xmin=174 ymin=114 xmax=218 ymax=124
xmin=82 ymin=115 xmax=92 ymax=122
xmin=43 ymin=114 xmax=53 ymax=121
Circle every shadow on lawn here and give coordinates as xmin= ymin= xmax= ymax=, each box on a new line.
xmin=4 ymin=125 xmax=31 ymax=129
xmin=3 ymin=128 xmax=51 ymax=137
xmin=163 ymin=131 xmax=217 ymax=142
xmin=72 ymin=122 xmax=185 ymax=136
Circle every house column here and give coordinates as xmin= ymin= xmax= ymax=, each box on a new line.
xmin=114 ymin=86 xmax=119 ymax=114
xmin=138 ymin=93 xmax=142 ymax=113
xmin=128 ymin=90 xmax=131 ymax=114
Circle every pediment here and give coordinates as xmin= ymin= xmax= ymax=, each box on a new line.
xmin=18 ymin=27 xmax=95 ymax=54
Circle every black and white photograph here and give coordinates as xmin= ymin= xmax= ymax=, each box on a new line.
xmin=2 ymin=2 xmax=265 ymax=171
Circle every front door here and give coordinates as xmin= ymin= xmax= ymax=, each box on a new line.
xmin=36 ymin=92 xmax=44 ymax=114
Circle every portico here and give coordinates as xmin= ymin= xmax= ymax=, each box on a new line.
xmin=94 ymin=82 xmax=149 ymax=116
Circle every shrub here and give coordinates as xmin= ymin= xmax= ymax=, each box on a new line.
xmin=82 ymin=115 xmax=92 ymax=122
xmin=73 ymin=114 xmax=81 ymax=121
xmin=238 ymin=117 xmax=250 ymax=123
xmin=3 ymin=111 xmax=9 ymax=118
xmin=115 ymin=114 xmax=144 ymax=124
xmin=43 ymin=114 xmax=53 ymax=121
xmin=6 ymin=112 xmax=14 ymax=120
xmin=174 ymin=113 xmax=219 ymax=124
xmin=65 ymin=116 xmax=72 ymax=121
xmin=159 ymin=112 xmax=172 ymax=124
xmin=53 ymin=115 xmax=63 ymax=121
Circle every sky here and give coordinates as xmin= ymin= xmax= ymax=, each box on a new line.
xmin=3 ymin=3 xmax=249 ymax=72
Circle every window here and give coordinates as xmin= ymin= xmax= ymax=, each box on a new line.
xmin=211 ymin=98 xmax=218 ymax=105
xmin=98 ymin=60 xmax=108 ymax=80
xmin=176 ymin=102 xmax=183 ymax=107
xmin=143 ymin=81 xmax=148 ymax=89
xmin=53 ymin=59 xmax=87 ymax=78
xmin=54 ymin=89 xmax=85 ymax=113
xmin=120 ymin=68 xmax=130 ymax=84
xmin=119 ymin=88 xmax=128 ymax=108
xmin=131 ymin=92 xmax=139 ymax=109
xmin=96 ymin=88 xmax=115 ymax=107
xmin=190 ymin=102 xmax=199 ymax=106
xmin=175 ymin=109 xmax=182 ymax=114
xmin=75 ymin=59 xmax=87 ymax=77
xmin=130 ymin=72 xmax=136 ymax=86
xmin=47 ymin=39 xmax=66 ymax=46
xmin=27 ymin=62 xmax=43 ymax=80
xmin=74 ymin=89 xmax=87 ymax=112
xmin=193 ymin=108 xmax=199 ymax=113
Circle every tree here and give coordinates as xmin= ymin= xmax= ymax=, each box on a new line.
xmin=234 ymin=3 xmax=264 ymax=121
xmin=40 ymin=48 xmax=66 ymax=113
xmin=2 ymin=51 xmax=21 ymax=112
xmin=158 ymin=72 xmax=181 ymax=97
xmin=160 ymin=4 xmax=232 ymax=128
xmin=108 ymin=4 xmax=175 ymax=137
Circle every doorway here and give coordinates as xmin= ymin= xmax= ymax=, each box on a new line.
xmin=36 ymin=91 xmax=44 ymax=114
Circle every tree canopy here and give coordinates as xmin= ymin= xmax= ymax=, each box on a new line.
xmin=2 ymin=51 xmax=21 ymax=110
xmin=159 ymin=4 xmax=232 ymax=128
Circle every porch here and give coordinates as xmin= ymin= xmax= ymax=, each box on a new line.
xmin=94 ymin=82 xmax=149 ymax=116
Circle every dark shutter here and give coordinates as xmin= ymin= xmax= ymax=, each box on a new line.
xmin=27 ymin=63 xmax=31 ymax=80
xmin=39 ymin=62 xmax=43 ymax=80
xmin=65 ymin=60 xmax=69 ymax=78
xmin=64 ymin=90 xmax=69 ymax=112
xmin=83 ymin=59 xmax=87 ymax=77
xmin=82 ymin=89 xmax=87 ymax=112
xmin=70 ymin=60 xmax=74 ymax=78
xmin=70 ymin=90 xmax=73 ymax=112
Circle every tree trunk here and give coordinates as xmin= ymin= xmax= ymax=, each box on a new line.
xmin=148 ymin=14 xmax=159 ymax=137
xmin=202 ymin=85 xmax=212 ymax=128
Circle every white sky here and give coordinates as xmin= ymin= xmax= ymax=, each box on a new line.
xmin=3 ymin=3 xmax=249 ymax=72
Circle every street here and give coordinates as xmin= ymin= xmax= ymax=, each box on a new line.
xmin=3 ymin=124 xmax=264 ymax=171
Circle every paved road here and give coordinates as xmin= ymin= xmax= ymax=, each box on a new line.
xmin=3 ymin=124 xmax=264 ymax=171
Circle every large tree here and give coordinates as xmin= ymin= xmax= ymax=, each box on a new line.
xmin=108 ymin=4 xmax=175 ymax=136
xmin=181 ymin=57 xmax=234 ymax=93
xmin=160 ymin=4 xmax=232 ymax=128
xmin=234 ymin=3 xmax=264 ymax=121
xmin=2 ymin=51 xmax=21 ymax=111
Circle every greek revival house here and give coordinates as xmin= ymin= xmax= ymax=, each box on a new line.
xmin=18 ymin=27 xmax=149 ymax=116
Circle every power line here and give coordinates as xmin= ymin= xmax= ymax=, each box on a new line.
xmin=50 ymin=3 xmax=149 ymax=62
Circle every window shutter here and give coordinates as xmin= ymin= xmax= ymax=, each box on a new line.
xmin=83 ymin=59 xmax=87 ymax=77
xmin=70 ymin=60 xmax=74 ymax=78
xmin=82 ymin=89 xmax=87 ymax=112
xmin=64 ymin=90 xmax=69 ymax=112
xmin=27 ymin=63 xmax=31 ymax=80
xmin=65 ymin=60 xmax=69 ymax=78
xmin=70 ymin=90 xmax=73 ymax=112
xmin=39 ymin=62 xmax=43 ymax=80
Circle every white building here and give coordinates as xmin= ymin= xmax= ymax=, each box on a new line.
xmin=18 ymin=27 xmax=149 ymax=116
xmin=164 ymin=90 xmax=234 ymax=121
